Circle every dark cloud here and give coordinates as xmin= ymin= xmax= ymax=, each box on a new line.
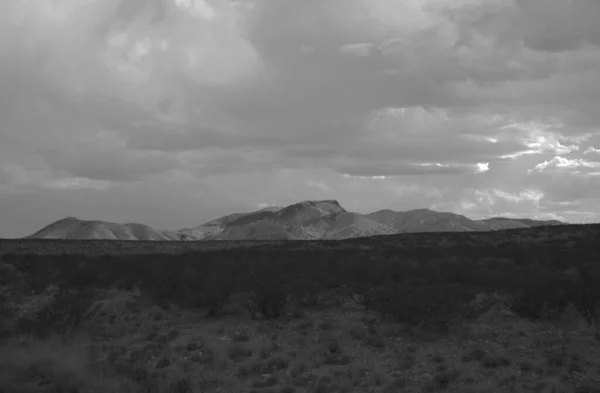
xmin=516 ymin=0 xmax=600 ymax=52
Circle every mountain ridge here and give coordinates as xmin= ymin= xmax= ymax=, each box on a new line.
xmin=26 ymin=199 xmax=566 ymax=241
xmin=27 ymin=217 xmax=184 ymax=241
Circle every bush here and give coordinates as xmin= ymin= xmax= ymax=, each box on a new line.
xmin=495 ymin=268 xmax=571 ymax=321
xmin=184 ymin=272 xmax=233 ymax=317
xmin=201 ymin=284 xmax=231 ymax=317
xmin=141 ymin=268 xmax=182 ymax=306
xmin=13 ymin=288 xmax=99 ymax=338
xmin=291 ymin=279 xmax=326 ymax=308
xmin=0 ymin=288 xmax=15 ymax=337
xmin=365 ymin=282 xmax=479 ymax=332
xmin=245 ymin=279 xmax=289 ymax=320
xmin=9 ymin=255 xmax=59 ymax=295
xmin=566 ymin=265 xmax=600 ymax=326
xmin=0 ymin=262 xmax=16 ymax=320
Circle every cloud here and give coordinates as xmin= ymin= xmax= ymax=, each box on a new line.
xmin=39 ymin=133 xmax=181 ymax=181
xmin=431 ymin=187 xmax=546 ymax=219
xmin=0 ymin=161 xmax=112 ymax=193
xmin=476 ymin=163 xmax=490 ymax=173
xmin=529 ymin=156 xmax=600 ymax=174
xmin=2 ymin=0 xmax=600 ymax=237
xmin=584 ymin=147 xmax=600 ymax=155
xmin=340 ymin=42 xmax=374 ymax=57
xmin=338 ymin=162 xmax=484 ymax=177
xmin=515 ymin=0 xmax=600 ymax=52
xmin=0 ymin=0 xmax=263 ymax=182
xmin=306 ymin=181 xmax=331 ymax=192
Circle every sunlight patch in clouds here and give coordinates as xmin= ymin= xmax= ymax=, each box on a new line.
xmin=529 ymin=156 xmax=600 ymax=174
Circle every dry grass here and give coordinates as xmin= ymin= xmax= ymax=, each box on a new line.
xmin=2 ymin=287 xmax=600 ymax=393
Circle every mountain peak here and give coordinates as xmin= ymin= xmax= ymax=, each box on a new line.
xmin=296 ymin=199 xmax=343 ymax=207
xmin=278 ymin=200 xmax=346 ymax=218
xmin=407 ymin=208 xmax=435 ymax=213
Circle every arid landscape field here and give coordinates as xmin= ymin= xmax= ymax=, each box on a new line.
xmin=3 ymin=0 xmax=600 ymax=392
xmin=1 ymin=223 xmax=600 ymax=393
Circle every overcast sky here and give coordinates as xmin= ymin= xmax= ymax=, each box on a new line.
xmin=1 ymin=0 xmax=600 ymax=237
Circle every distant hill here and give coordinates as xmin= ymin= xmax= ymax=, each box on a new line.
xmin=366 ymin=208 xmax=491 ymax=232
xmin=27 ymin=200 xmax=567 ymax=241
xmin=485 ymin=217 xmax=564 ymax=228
xmin=26 ymin=217 xmax=184 ymax=241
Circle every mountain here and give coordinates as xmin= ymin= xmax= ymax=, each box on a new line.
xmin=367 ymin=209 xmax=480 ymax=232
xmin=27 ymin=200 xmax=567 ymax=241
xmin=27 ymin=217 xmax=184 ymax=241
xmin=204 ymin=201 xmax=397 ymax=241
xmin=315 ymin=212 xmax=399 ymax=239
xmin=205 ymin=200 xmax=347 ymax=240
xmin=485 ymin=217 xmax=564 ymax=228
xmin=204 ymin=221 xmax=301 ymax=241
xmin=365 ymin=209 xmax=563 ymax=233
xmin=178 ymin=207 xmax=283 ymax=240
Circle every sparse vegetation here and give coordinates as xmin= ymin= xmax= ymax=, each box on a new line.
xmin=1 ymin=224 xmax=600 ymax=392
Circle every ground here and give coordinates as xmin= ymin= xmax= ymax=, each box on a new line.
xmin=1 ymin=285 xmax=599 ymax=393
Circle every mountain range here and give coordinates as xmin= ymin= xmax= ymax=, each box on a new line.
xmin=27 ymin=200 xmax=564 ymax=241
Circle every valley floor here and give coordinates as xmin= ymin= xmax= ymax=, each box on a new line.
xmin=2 ymin=287 xmax=600 ymax=393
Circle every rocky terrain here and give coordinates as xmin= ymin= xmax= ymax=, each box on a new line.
xmin=25 ymin=200 xmax=565 ymax=241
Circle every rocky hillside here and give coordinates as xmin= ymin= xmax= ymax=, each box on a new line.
xmin=27 ymin=200 xmax=565 ymax=241
xmin=206 ymin=201 xmax=346 ymax=240
xmin=365 ymin=209 xmax=562 ymax=233
xmin=26 ymin=217 xmax=185 ymax=241
xmin=482 ymin=217 xmax=564 ymax=228
xmin=198 ymin=202 xmax=564 ymax=241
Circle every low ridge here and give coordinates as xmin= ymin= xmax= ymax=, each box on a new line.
xmin=27 ymin=217 xmax=183 ymax=241
xmin=27 ymin=200 xmax=567 ymax=241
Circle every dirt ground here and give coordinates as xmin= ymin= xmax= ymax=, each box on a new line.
xmin=1 ymin=286 xmax=599 ymax=393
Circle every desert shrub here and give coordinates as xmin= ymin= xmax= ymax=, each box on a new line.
xmin=357 ymin=285 xmax=389 ymax=312
xmin=565 ymin=265 xmax=600 ymax=326
xmin=201 ymin=282 xmax=232 ymax=317
xmin=54 ymin=257 xmax=114 ymax=291
xmin=0 ymin=288 xmax=15 ymax=337
xmin=431 ymin=369 xmax=461 ymax=390
xmin=290 ymin=278 xmax=326 ymax=308
xmin=8 ymin=254 xmax=59 ymax=294
xmin=345 ymin=260 xmax=386 ymax=297
xmin=365 ymin=281 xmax=480 ymax=332
xmin=245 ymin=277 xmax=290 ymax=320
xmin=0 ymin=338 xmax=125 ymax=393
xmin=495 ymin=268 xmax=571 ymax=321
xmin=0 ymin=263 xmax=17 ymax=322
xmin=177 ymin=269 xmax=234 ymax=317
xmin=142 ymin=268 xmax=182 ymax=305
xmin=13 ymin=288 xmax=99 ymax=338
xmin=169 ymin=376 xmax=194 ymax=393
xmin=228 ymin=344 xmax=252 ymax=362
xmin=171 ymin=259 xmax=245 ymax=314
xmin=0 ymin=287 xmax=11 ymax=316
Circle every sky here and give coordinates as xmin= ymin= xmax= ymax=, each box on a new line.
xmin=1 ymin=0 xmax=600 ymax=237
